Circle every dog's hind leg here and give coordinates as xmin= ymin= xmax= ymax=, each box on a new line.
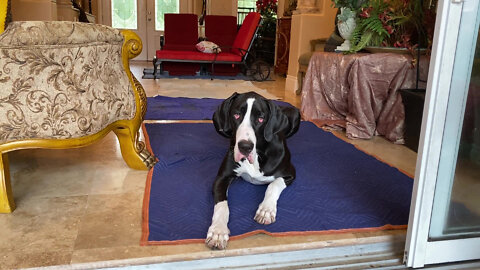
xmin=255 ymin=177 xmax=287 ymax=225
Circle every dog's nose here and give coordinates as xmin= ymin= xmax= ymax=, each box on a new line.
xmin=238 ymin=140 xmax=254 ymax=155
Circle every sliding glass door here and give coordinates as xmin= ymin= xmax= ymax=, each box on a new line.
xmin=405 ymin=0 xmax=480 ymax=267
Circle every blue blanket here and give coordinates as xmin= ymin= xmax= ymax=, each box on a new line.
xmin=142 ymin=122 xmax=413 ymax=244
xmin=146 ymin=96 xmax=292 ymax=120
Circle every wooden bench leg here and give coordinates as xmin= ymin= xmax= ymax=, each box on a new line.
xmin=296 ymin=69 xmax=306 ymax=95
xmin=0 ymin=153 xmax=15 ymax=213
xmin=153 ymin=58 xmax=158 ymax=79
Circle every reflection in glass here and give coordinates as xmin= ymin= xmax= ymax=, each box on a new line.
xmin=156 ymin=0 xmax=179 ymax=31
xmin=111 ymin=0 xmax=138 ymax=29
xmin=445 ymin=27 xmax=480 ymax=237
xmin=430 ymin=26 xmax=480 ymax=240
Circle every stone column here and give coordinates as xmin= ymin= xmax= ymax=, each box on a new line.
xmin=294 ymin=0 xmax=318 ymax=14
xmin=285 ymin=0 xmax=336 ymax=93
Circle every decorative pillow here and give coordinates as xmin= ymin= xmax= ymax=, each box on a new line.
xmin=195 ymin=41 xmax=222 ymax=53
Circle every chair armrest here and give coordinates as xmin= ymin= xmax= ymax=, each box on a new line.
xmin=309 ymin=38 xmax=328 ymax=52
xmin=213 ymin=45 xmax=249 ymax=57
xmin=0 ymin=21 xmax=123 ymax=47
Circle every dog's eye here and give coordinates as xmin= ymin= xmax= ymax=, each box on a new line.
xmin=258 ymin=117 xmax=264 ymax=123
xmin=233 ymin=114 xmax=240 ymax=120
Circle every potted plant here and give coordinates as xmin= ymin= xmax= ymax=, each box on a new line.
xmin=255 ymin=0 xmax=278 ymax=64
xmin=332 ymin=0 xmax=364 ymax=51
xmin=256 ymin=0 xmax=278 ymax=38
xmin=348 ymin=0 xmax=437 ymax=54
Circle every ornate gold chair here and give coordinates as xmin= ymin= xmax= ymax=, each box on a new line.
xmin=0 ymin=20 xmax=155 ymax=213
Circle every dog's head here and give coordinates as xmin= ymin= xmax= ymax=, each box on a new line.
xmin=213 ymin=92 xmax=300 ymax=164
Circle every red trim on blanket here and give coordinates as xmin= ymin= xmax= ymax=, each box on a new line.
xmin=140 ymin=123 xmax=154 ymax=246
xmin=143 ymin=224 xmax=407 ymax=246
xmin=142 ymin=123 xmax=154 ymax=157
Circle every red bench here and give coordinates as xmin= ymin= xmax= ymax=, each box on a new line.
xmin=153 ymin=12 xmax=263 ymax=79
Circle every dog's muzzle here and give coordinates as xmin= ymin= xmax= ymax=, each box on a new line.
xmin=235 ymin=139 xmax=255 ymax=164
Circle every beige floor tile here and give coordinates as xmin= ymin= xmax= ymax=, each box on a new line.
xmin=1 ymin=250 xmax=72 ymax=270
xmin=331 ymin=131 xmax=417 ymax=177
xmin=74 ymin=192 xmax=144 ymax=250
xmin=0 ymin=195 xmax=87 ymax=254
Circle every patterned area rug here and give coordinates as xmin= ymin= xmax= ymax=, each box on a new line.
xmin=141 ymin=122 xmax=413 ymax=245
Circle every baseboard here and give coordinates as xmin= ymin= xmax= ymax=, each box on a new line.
xmin=285 ymin=75 xmax=298 ymax=93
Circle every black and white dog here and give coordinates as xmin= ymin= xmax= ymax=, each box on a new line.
xmin=206 ymin=92 xmax=301 ymax=249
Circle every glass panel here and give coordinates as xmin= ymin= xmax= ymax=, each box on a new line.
xmin=429 ymin=7 xmax=480 ymax=241
xmin=237 ymin=0 xmax=256 ymax=25
xmin=111 ymin=0 xmax=137 ymax=29
xmin=443 ymin=30 xmax=480 ymax=237
xmin=155 ymin=0 xmax=179 ymax=31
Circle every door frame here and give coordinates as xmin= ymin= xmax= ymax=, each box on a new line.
xmin=405 ymin=0 xmax=480 ymax=267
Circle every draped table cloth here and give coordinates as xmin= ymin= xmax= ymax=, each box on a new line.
xmin=301 ymin=52 xmax=429 ymax=144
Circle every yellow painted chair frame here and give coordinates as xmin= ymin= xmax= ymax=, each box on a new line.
xmin=0 ymin=30 xmax=156 ymax=213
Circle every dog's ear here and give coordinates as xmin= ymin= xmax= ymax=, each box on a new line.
xmin=213 ymin=92 xmax=238 ymax=138
xmin=264 ymin=102 xmax=301 ymax=141
xmin=281 ymin=106 xmax=301 ymax=138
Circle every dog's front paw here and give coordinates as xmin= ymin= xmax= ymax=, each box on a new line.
xmin=206 ymin=224 xmax=230 ymax=250
xmin=234 ymin=158 xmax=250 ymax=174
xmin=254 ymin=200 xmax=277 ymax=225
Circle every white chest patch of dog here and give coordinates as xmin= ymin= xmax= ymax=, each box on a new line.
xmin=234 ymin=156 xmax=275 ymax=185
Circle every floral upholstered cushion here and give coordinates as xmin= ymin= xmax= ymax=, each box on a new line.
xmin=0 ymin=21 xmax=136 ymax=144
xmin=195 ymin=41 xmax=221 ymax=53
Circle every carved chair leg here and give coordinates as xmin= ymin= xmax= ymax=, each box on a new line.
xmin=114 ymin=127 xmax=156 ymax=170
xmin=0 ymin=153 xmax=15 ymax=213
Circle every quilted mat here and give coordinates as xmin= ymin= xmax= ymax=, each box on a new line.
xmin=145 ymin=95 xmax=292 ymax=120
xmin=141 ymin=122 xmax=413 ymax=245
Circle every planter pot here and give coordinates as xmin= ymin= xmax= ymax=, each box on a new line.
xmin=400 ymin=89 xmax=426 ymax=152
xmin=336 ymin=8 xmax=356 ymax=52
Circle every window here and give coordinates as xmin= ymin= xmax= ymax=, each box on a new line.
xmin=238 ymin=0 xmax=256 ymax=25
xmin=155 ymin=0 xmax=180 ymax=31
xmin=111 ymin=0 xmax=137 ymax=29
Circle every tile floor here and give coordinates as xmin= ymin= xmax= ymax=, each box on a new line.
xmin=0 ymin=61 xmax=417 ymax=269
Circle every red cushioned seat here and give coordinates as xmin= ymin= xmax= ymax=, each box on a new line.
xmin=231 ymin=12 xmax=261 ymax=56
xmin=156 ymin=50 xmax=242 ymax=62
xmin=152 ymin=12 xmax=261 ymax=78
xmin=163 ymin=13 xmax=198 ymax=51
xmin=162 ymin=13 xmax=200 ymax=75
xmin=204 ymin=15 xmax=240 ymax=75
xmin=205 ymin=15 xmax=237 ymax=48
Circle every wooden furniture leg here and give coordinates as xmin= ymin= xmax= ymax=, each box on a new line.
xmin=114 ymin=127 xmax=156 ymax=171
xmin=0 ymin=153 xmax=15 ymax=213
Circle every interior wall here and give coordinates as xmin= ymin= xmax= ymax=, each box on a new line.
xmin=11 ymin=0 xmax=99 ymax=22
xmin=193 ymin=0 xmax=203 ymax=16
xmin=207 ymin=0 xmax=236 ymax=16
xmin=12 ymin=0 xmax=58 ymax=21
xmin=93 ymin=0 xmax=103 ymax=24
xmin=285 ymin=0 xmax=337 ymax=93
xmin=277 ymin=0 xmax=286 ymax=18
